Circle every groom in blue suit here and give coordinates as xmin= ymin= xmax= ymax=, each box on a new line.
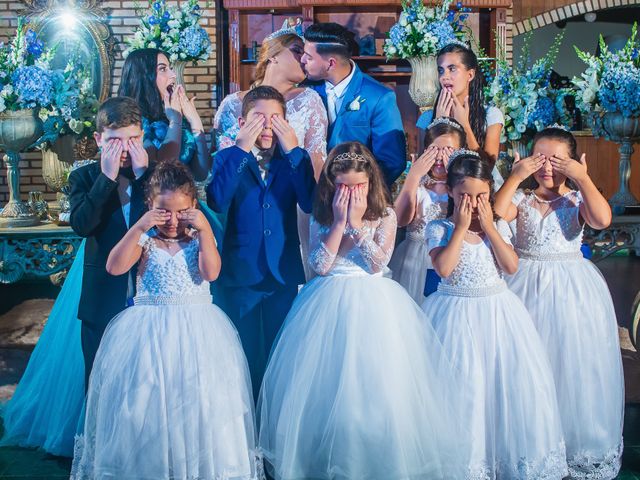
xmin=302 ymin=22 xmax=407 ymax=187
xmin=207 ymin=86 xmax=315 ymax=397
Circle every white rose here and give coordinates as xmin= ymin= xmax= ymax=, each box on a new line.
xmin=349 ymin=99 xmax=361 ymax=111
xmin=399 ymin=12 xmax=408 ymax=26
xmin=149 ymin=41 xmax=157 ymax=49
xmin=387 ymin=45 xmax=397 ymax=55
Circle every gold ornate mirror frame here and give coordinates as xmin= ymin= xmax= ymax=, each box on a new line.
xmin=20 ymin=0 xmax=116 ymax=102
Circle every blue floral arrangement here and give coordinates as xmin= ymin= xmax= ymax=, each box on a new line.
xmin=486 ymin=30 xmax=573 ymax=142
xmin=383 ymin=0 xmax=470 ymax=59
xmin=125 ymin=0 xmax=211 ymax=64
xmin=0 ymin=18 xmax=99 ymax=144
xmin=573 ymin=22 xmax=640 ymax=137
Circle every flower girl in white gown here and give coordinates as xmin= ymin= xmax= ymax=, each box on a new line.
xmin=422 ymin=151 xmax=568 ymax=479
xmin=71 ymin=162 xmax=261 ymax=480
xmin=258 ymin=142 xmax=470 ymax=480
xmin=390 ymin=117 xmax=466 ymax=302
xmin=494 ymin=126 xmax=624 ymax=479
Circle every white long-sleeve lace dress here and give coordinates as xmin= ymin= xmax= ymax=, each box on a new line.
xmin=506 ymin=190 xmax=624 ymax=480
xmin=421 ymin=219 xmax=568 ymax=480
xmin=71 ymin=232 xmax=261 ymax=480
xmin=258 ymin=208 xmax=472 ymax=479
xmin=214 ymin=89 xmax=327 ymax=281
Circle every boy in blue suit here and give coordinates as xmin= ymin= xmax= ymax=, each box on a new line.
xmin=207 ymin=86 xmax=315 ymax=397
xmin=302 ymin=22 xmax=407 ymax=187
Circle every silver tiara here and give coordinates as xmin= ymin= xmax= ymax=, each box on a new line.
xmin=264 ymin=18 xmax=303 ymax=43
xmin=448 ymin=148 xmax=480 ymax=163
xmin=428 ymin=117 xmax=464 ymax=132
xmin=443 ymin=38 xmax=470 ymax=49
xmin=546 ymin=123 xmax=571 ymax=132
xmin=333 ymin=152 xmax=367 ymax=164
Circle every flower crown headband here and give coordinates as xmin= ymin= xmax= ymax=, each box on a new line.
xmin=448 ymin=148 xmax=480 ymax=163
xmin=264 ymin=18 xmax=304 ymax=43
xmin=428 ymin=117 xmax=464 ymax=132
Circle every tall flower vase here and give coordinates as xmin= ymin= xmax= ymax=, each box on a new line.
xmin=408 ymin=56 xmax=439 ymax=112
xmin=602 ymin=112 xmax=640 ymax=215
xmin=0 ymin=109 xmax=44 ymax=228
xmin=173 ymin=60 xmax=187 ymax=85
xmin=41 ymin=135 xmax=74 ymax=222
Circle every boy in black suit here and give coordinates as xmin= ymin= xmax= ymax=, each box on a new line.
xmin=69 ymin=96 xmax=151 ymax=388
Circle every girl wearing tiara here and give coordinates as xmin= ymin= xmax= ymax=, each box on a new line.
xmin=422 ymin=150 xmax=567 ymax=479
xmin=71 ymin=162 xmax=260 ymax=480
xmin=494 ymin=126 xmax=624 ymax=479
xmin=258 ymin=142 xmax=469 ymax=479
xmin=390 ymin=117 xmax=466 ymax=302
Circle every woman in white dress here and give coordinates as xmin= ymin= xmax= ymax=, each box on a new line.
xmin=494 ymin=127 xmax=624 ymax=479
xmin=71 ymin=162 xmax=260 ymax=480
xmin=422 ymin=151 xmax=568 ymax=479
xmin=258 ymin=142 xmax=470 ymax=480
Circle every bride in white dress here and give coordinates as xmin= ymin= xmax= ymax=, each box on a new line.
xmin=71 ymin=163 xmax=260 ymax=480
xmin=258 ymin=142 xmax=470 ymax=480
xmin=214 ymin=25 xmax=327 ymax=281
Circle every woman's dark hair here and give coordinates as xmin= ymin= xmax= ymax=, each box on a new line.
xmin=313 ymin=142 xmax=391 ymax=226
xmin=445 ymin=153 xmax=495 ymax=217
xmin=145 ymin=160 xmax=197 ymax=203
xmin=303 ymin=22 xmax=358 ymax=59
xmin=118 ymin=48 xmax=168 ymax=122
xmin=424 ymin=117 xmax=467 ymax=150
xmin=435 ymin=44 xmax=487 ymax=149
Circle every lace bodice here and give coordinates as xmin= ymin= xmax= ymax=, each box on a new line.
xmin=407 ymin=185 xmax=448 ymax=241
xmin=308 ymin=208 xmax=397 ymax=276
xmin=512 ymin=189 xmax=584 ymax=257
xmin=214 ymin=89 xmax=328 ymax=166
xmin=135 ymin=232 xmax=210 ymax=300
xmin=427 ymin=219 xmax=512 ymax=292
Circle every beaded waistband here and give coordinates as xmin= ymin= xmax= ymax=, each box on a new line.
xmin=516 ymin=249 xmax=583 ymax=261
xmin=437 ymin=280 xmax=507 ymax=297
xmin=407 ymin=231 xmax=426 ymax=242
xmin=133 ymin=294 xmax=213 ymax=306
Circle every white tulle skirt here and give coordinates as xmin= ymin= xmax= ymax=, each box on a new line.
xmin=71 ymin=298 xmax=261 ymax=480
xmin=389 ymin=236 xmax=430 ymax=303
xmin=422 ymin=283 xmax=568 ymax=479
xmin=507 ymin=254 xmax=624 ymax=479
xmin=258 ymin=273 xmax=471 ymax=480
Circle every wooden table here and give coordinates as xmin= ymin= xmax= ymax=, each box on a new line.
xmin=0 ymin=223 xmax=81 ymax=284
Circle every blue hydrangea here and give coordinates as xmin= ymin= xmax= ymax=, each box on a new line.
xmin=599 ymin=62 xmax=640 ymax=116
xmin=427 ymin=20 xmax=456 ymax=49
xmin=528 ymin=96 xmax=555 ymax=130
xmin=12 ymin=65 xmax=53 ymax=108
xmin=25 ymin=29 xmax=43 ymax=59
xmin=388 ymin=24 xmax=407 ymax=46
xmin=178 ymin=25 xmax=210 ymax=58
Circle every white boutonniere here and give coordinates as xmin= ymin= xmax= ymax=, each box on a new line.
xmin=347 ymin=95 xmax=366 ymax=111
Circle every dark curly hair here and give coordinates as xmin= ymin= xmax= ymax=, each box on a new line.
xmin=435 ymin=44 xmax=487 ymax=149
xmin=313 ymin=142 xmax=391 ymax=226
xmin=445 ymin=152 xmax=496 ymax=218
xmin=118 ymin=48 xmax=168 ymax=122
xmin=145 ymin=161 xmax=197 ymax=204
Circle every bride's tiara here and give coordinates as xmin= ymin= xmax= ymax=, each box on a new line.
xmin=428 ymin=117 xmax=464 ymax=132
xmin=545 ymin=123 xmax=571 ymax=132
xmin=448 ymin=148 xmax=480 ymax=163
xmin=264 ymin=18 xmax=303 ymax=43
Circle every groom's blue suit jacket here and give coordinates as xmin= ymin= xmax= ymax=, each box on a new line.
xmin=207 ymin=145 xmax=315 ymax=288
xmin=309 ymin=64 xmax=407 ymax=186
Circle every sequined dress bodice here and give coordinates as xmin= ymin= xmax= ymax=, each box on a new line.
xmin=512 ymin=190 xmax=584 ymax=259
xmin=308 ymin=208 xmax=397 ymax=277
xmin=406 ymin=185 xmax=448 ymax=242
xmin=135 ymin=233 xmax=210 ymax=303
xmin=427 ymin=219 xmax=513 ymax=295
